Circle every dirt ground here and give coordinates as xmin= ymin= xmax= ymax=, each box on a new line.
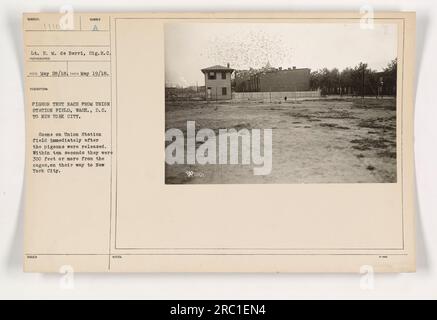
xmin=165 ymin=97 xmax=397 ymax=184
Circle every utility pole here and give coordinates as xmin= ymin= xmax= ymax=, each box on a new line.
xmin=361 ymin=63 xmax=366 ymax=107
xmin=362 ymin=64 xmax=365 ymax=100
xmin=294 ymin=84 xmax=297 ymax=102
xmin=380 ymin=76 xmax=384 ymax=100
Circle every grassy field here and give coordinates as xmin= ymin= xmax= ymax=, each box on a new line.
xmin=165 ymin=97 xmax=397 ymax=184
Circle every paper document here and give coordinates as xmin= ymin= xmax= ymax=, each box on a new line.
xmin=23 ymin=12 xmax=416 ymax=272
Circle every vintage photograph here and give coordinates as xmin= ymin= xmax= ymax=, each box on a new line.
xmin=165 ymin=22 xmax=398 ymax=184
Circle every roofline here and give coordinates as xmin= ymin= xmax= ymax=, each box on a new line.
xmin=234 ymin=67 xmax=311 ymax=76
xmin=265 ymin=68 xmax=311 ymax=72
xmin=201 ymin=68 xmax=235 ymax=73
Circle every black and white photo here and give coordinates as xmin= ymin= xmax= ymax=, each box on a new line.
xmin=165 ymin=22 xmax=398 ymax=184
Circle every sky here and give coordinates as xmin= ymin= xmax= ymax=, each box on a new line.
xmin=165 ymin=22 xmax=398 ymax=87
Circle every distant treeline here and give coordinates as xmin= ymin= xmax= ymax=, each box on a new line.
xmin=310 ymin=59 xmax=397 ymax=96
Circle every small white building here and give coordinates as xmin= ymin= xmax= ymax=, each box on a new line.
xmin=201 ymin=64 xmax=234 ymax=100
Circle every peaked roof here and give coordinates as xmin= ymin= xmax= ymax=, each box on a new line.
xmin=201 ymin=65 xmax=234 ymax=72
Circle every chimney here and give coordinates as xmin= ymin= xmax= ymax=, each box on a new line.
xmin=227 ymin=63 xmax=230 ymax=68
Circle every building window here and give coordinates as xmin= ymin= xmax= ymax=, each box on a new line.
xmin=221 ymin=72 xmax=226 ymax=79
xmin=208 ymin=72 xmax=216 ymax=80
xmin=222 ymin=87 xmax=227 ymax=95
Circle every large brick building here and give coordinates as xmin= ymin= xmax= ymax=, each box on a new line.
xmin=235 ymin=67 xmax=311 ymax=92
xmin=201 ymin=64 xmax=234 ymax=100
